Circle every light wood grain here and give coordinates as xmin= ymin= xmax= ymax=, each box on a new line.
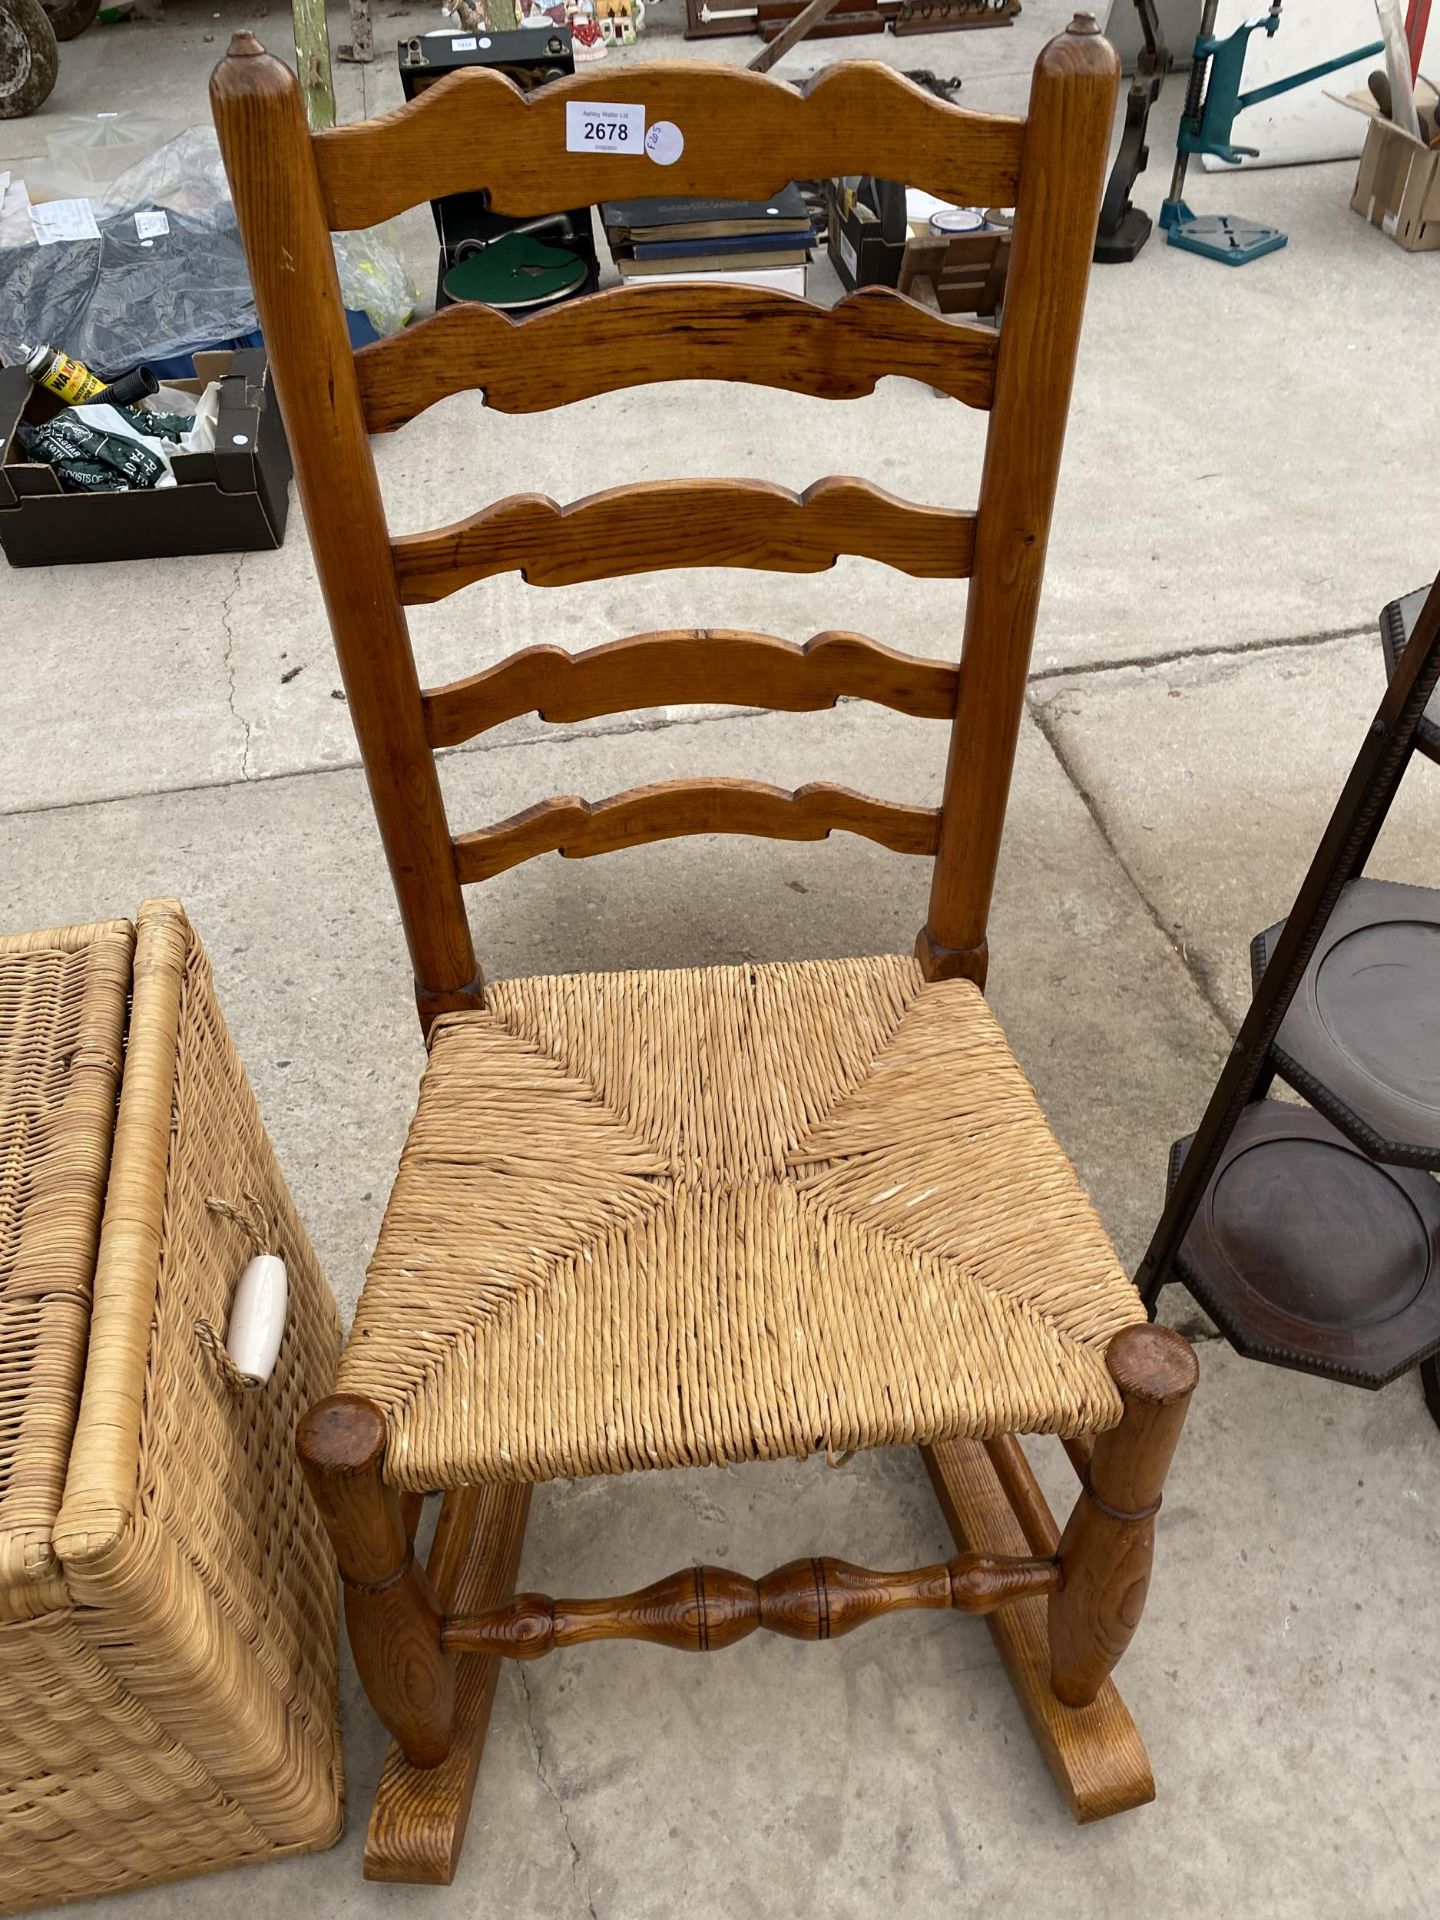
xmin=424 ymin=629 xmax=958 ymax=747
xmin=210 ymin=37 xmax=480 ymax=1024
xmin=441 ymin=1551 xmax=1058 ymax=1658
xmin=983 ymin=1433 xmax=1064 ymax=1558
xmin=395 ymin=477 xmax=975 ymax=604
xmin=1048 ymin=1326 xmax=1197 ymax=1708
xmin=922 ymin=1435 xmax=1154 ymax=1824
xmin=920 ymin=19 xmax=1120 ymax=985
xmin=452 ymin=779 xmax=938 ymax=882
xmin=296 ymin=1396 xmax=454 ymax=1770
xmin=356 ymin=283 xmax=998 ymax=430
xmin=365 ymin=1484 xmax=533 ymax=1884
xmin=313 ymin=60 xmax=1023 ymax=230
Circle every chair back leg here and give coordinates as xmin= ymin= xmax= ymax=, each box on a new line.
xmin=1047 ymin=1325 xmax=1198 ymax=1708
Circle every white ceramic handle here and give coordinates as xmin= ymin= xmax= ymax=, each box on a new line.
xmin=226 ymin=1254 xmax=288 ymax=1386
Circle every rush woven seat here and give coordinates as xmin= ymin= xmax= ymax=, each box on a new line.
xmin=340 ymin=957 xmax=1145 ymax=1490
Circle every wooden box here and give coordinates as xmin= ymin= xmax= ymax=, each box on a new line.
xmin=1330 ymin=80 xmax=1440 ymax=252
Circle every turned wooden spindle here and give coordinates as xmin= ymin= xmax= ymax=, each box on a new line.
xmin=1047 ymin=1324 xmax=1199 ymax=1709
xmin=298 ymin=1394 xmax=456 ymax=1768
xmin=440 ymin=1550 xmax=1059 ymax=1659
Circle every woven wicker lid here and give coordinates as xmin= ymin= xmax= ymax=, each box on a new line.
xmin=0 ymin=917 xmax=133 ymax=1617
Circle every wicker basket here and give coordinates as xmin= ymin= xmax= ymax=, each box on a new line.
xmin=0 ymin=900 xmax=343 ymax=1914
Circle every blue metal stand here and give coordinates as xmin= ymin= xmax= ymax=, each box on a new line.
xmin=1159 ymin=202 xmax=1288 ymax=263
xmin=1160 ymin=0 xmax=1383 ymax=265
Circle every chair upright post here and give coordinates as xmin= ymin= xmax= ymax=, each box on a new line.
xmin=211 ymin=37 xmax=480 ymax=1029
xmin=920 ymin=16 xmax=1120 ymax=987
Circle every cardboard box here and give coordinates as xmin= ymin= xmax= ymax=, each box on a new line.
xmin=0 ymin=348 xmax=291 ymax=567
xmin=1330 ymin=80 xmax=1440 ymax=251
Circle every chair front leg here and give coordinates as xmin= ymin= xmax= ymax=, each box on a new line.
xmin=299 ymin=1393 xmax=456 ymax=1769
xmin=1047 ymin=1324 xmax=1198 ymax=1709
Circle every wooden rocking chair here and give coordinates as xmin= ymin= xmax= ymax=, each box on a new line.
xmin=212 ymin=23 xmax=1197 ymax=1884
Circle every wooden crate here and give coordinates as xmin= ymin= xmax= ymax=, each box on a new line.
xmin=898 ymin=227 xmax=1011 ymax=319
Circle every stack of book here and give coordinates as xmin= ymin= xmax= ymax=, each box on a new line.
xmin=600 ymin=185 xmax=814 ymax=294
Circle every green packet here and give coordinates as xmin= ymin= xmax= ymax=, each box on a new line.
xmin=123 ymin=408 xmax=192 ymax=443
xmin=18 ymin=411 xmax=171 ymax=492
xmin=35 ymin=456 xmax=127 ymax=494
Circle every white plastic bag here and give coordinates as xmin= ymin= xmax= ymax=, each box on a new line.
xmin=179 ymin=380 xmax=221 ymax=456
xmin=333 ymin=224 xmax=418 ymax=337
xmin=64 ymin=403 xmax=180 ymax=487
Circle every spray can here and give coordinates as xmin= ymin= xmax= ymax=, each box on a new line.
xmin=22 ymin=344 xmax=108 ymax=405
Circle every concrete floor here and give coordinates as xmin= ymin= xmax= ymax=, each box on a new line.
xmin=4 ymin=2 xmax=1440 ymax=1916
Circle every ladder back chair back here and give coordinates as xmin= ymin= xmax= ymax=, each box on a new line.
xmin=213 ymin=26 xmax=1198 ymax=1885
xmin=218 ymin=22 xmax=1110 ymax=1020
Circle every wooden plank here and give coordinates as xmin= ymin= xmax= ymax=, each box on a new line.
xmin=453 ymin=779 xmax=939 ymax=883
xmin=683 ymin=0 xmax=755 ymax=40
xmin=921 ymin=1438 xmax=1154 ymax=1824
xmin=345 ymin=0 xmax=373 ymax=61
xmin=365 ymin=1483 xmax=533 ymax=1884
xmin=424 ymin=629 xmax=959 ymax=748
xmin=291 ymin=0 xmax=336 ymax=128
xmin=748 ymin=0 xmax=847 ymax=70
xmin=355 ymin=283 xmax=998 ymax=431
xmin=756 ymin=0 xmax=897 ymax=20
xmin=893 ymin=0 xmax=1021 ymax=30
xmin=394 ymin=477 xmax=975 ymax=604
xmin=761 ymin=12 xmax=892 ymax=34
xmin=312 ymin=60 xmax=1024 ymax=230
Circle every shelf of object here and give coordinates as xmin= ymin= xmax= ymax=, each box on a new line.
xmin=1252 ymin=877 xmax=1440 ymax=1169
xmin=1168 ymin=1101 xmax=1440 ymax=1387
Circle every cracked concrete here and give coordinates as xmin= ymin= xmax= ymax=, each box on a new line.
xmin=218 ymin=552 xmax=253 ymax=781
xmin=1025 ymin=618 xmax=1378 ymax=688
xmin=1030 ymin=632 xmax=1440 ymax=1030
xmin=513 ymin=1667 xmax=601 ymax=1920
xmin=1026 ymin=682 xmax=1238 ymax=1039
xmin=3 ymin=0 xmax=1439 ymax=1916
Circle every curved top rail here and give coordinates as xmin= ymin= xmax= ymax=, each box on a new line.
xmin=313 ymin=60 xmax=1025 ymax=230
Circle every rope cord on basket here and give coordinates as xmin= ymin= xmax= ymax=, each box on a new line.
xmin=207 ymin=1189 xmax=274 ymax=1253
xmin=197 ymin=1190 xmax=281 ymax=1392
